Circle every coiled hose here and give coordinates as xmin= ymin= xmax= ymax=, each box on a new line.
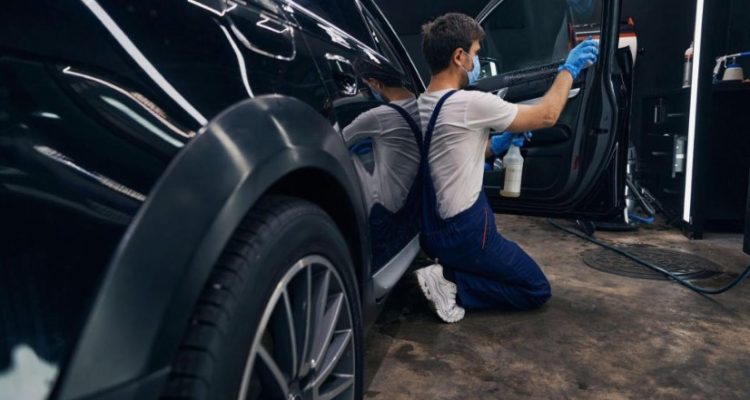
xmin=548 ymin=219 xmax=750 ymax=295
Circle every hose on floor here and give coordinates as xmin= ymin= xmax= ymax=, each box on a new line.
xmin=547 ymin=218 xmax=750 ymax=295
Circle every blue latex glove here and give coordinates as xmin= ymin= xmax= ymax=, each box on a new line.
xmin=490 ymin=132 xmax=527 ymax=155
xmin=558 ymin=38 xmax=599 ymax=79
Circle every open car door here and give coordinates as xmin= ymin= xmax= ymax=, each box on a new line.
xmin=476 ymin=0 xmax=629 ymax=220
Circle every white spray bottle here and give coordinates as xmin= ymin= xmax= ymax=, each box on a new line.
xmin=500 ymin=133 xmax=529 ymax=198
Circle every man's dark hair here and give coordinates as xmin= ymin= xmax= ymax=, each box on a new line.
xmin=421 ymin=13 xmax=485 ymax=74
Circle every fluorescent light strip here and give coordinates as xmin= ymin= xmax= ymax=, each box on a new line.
xmin=219 ymin=25 xmax=255 ymax=98
xmin=81 ymin=0 xmax=208 ymax=126
xmin=186 ymin=0 xmax=237 ymax=17
xmin=62 ymin=67 xmax=194 ymax=138
xmin=101 ymin=96 xmax=185 ymax=148
xmin=683 ymin=0 xmax=705 ymax=222
xmin=285 ymin=0 xmax=378 ymax=54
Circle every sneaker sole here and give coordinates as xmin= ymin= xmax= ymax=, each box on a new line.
xmin=416 ymin=268 xmax=465 ymax=323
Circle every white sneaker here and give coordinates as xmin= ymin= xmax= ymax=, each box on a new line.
xmin=415 ymin=263 xmax=465 ymax=323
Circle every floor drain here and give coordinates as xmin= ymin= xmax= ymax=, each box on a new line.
xmin=582 ymin=245 xmax=725 ymax=281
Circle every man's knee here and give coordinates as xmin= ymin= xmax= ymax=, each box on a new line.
xmin=523 ymin=280 xmax=551 ymax=310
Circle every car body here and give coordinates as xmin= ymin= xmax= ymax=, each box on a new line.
xmin=0 ymin=0 xmax=626 ymax=399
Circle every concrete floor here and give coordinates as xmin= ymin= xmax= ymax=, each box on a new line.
xmin=364 ymin=215 xmax=750 ymax=399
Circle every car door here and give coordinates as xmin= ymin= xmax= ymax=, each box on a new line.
xmin=475 ymin=0 xmax=628 ymax=220
xmin=283 ymin=0 xmax=423 ymax=299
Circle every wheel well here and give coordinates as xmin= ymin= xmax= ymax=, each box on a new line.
xmin=268 ymin=168 xmax=366 ymax=288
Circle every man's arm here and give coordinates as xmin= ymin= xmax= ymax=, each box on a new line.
xmin=342 ymin=107 xmax=381 ymax=144
xmin=506 ymin=39 xmax=599 ymax=133
xmin=506 ymin=71 xmax=574 ymax=132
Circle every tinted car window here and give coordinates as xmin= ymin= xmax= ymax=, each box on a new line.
xmin=478 ymin=0 xmax=603 ymax=79
xmin=480 ymin=0 xmax=571 ymax=77
xmin=361 ymin=9 xmax=402 ymax=70
xmin=293 ymin=0 xmax=373 ymax=46
xmin=569 ymin=0 xmax=604 ymax=27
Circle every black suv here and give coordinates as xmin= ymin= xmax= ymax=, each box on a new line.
xmin=0 ymin=0 xmax=626 ymax=399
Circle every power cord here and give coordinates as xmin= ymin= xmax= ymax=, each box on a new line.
xmin=548 ymin=218 xmax=750 ymax=295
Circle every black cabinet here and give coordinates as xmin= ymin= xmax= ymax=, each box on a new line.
xmin=640 ymin=83 xmax=750 ymax=238
xmin=640 ymin=90 xmax=690 ymax=218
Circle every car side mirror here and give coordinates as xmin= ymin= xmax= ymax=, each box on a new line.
xmin=478 ymin=57 xmax=499 ymax=80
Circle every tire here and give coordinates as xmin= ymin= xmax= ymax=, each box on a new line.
xmin=162 ymin=195 xmax=363 ymax=400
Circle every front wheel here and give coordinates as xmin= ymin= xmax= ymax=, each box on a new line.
xmin=163 ymin=196 xmax=363 ymax=400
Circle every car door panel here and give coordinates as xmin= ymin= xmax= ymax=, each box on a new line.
xmin=476 ymin=0 xmax=625 ymax=219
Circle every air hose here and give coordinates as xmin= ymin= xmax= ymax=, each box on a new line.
xmin=548 ymin=218 xmax=750 ymax=295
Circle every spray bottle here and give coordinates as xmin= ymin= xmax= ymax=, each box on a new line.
xmin=500 ymin=132 xmax=530 ymax=198
xmin=682 ymin=41 xmax=694 ymax=88
xmin=713 ymin=51 xmax=750 ymax=82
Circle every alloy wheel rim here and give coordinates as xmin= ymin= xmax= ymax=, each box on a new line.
xmin=238 ymin=255 xmax=356 ymax=400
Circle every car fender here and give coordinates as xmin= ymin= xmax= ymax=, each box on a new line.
xmin=55 ymin=95 xmax=371 ymax=399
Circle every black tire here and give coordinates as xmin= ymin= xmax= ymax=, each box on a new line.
xmin=162 ymin=195 xmax=363 ymax=400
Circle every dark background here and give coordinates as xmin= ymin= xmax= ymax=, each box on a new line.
xmin=376 ymin=0 xmax=750 ymax=149
xmin=622 ymin=0 xmax=749 ymax=149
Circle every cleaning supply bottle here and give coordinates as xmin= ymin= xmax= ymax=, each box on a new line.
xmin=723 ymin=58 xmax=744 ymax=81
xmin=682 ymin=41 xmax=694 ymax=88
xmin=500 ymin=143 xmax=524 ymax=198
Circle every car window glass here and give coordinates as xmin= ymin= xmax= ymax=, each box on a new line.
xmin=568 ymin=0 xmax=604 ymax=28
xmin=478 ymin=0 xmax=603 ymax=80
xmin=360 ymin=9 xmax=402 ymax=70
xmin=293 ymin=0 xmax=373 ymax=47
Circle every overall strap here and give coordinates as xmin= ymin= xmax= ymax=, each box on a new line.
xmin=423 ymin=90 xmax=458 ymax=155
xmin=382 ymin=102 xmax=423 ymax=148
xmin=418 ymin=90 xmax=459 ymax=233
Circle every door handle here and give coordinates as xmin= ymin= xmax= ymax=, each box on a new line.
xmin=495 ymin=87 xmax=509 ymax=99
xmin=519 ymin=88 xmax=581 ymax=105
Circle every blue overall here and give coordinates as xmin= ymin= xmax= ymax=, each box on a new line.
xmin=417 ymin=91 xmax=551 ymax=311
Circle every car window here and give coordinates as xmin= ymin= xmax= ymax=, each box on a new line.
xmin=568 ymin=0 xmax=604 ymax=28
xmin=478 ymin=0 xmax=603 ymax=79
xmin=292 ymin=0 xmax=373 ymax=47
xmin=360 ymin=9 xmax=402 ymax=71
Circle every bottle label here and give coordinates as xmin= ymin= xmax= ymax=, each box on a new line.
xmin=502 ymin=164 xmax=523 ymax=195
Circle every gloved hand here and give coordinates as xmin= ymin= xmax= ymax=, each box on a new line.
xmin=490 ymin=132 xmax=527 ymax=155
xmin=559 ymin=38 xmax=599 ymax=79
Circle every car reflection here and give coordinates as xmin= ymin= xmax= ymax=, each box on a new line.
xmin=339 ymin=59 xmax=421 ymax=269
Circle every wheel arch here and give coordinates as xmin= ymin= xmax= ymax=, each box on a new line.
xmin=54 ymin=95 xmax=371 ymax=400
xmin=267 ymin=168 xmax=365 ymax=288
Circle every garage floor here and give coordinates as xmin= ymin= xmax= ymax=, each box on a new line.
xmin=364 ymin=215 xmax=750 ymax=399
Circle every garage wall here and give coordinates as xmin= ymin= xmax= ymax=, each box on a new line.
xmin=621 ymin=0 xmax=696 ymax=149
xmin=722 ymin=0 xmax=750 ymax=71
xmin=378 ymin=0 xmax=749 ymax=150
xmin=624 ymin=0 xmax=750 ymax=149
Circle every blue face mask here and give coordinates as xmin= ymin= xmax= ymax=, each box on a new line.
xmin=370 ymin=87 xmax=385 ymax=102
xmin=471 ymin=55 xmax=481 ymax=85
xmin=463 ymin=52 xmax=482 ymax=86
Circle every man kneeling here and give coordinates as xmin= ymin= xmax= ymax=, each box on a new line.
xmin=414 ymin=13 xmax=599 ymax=322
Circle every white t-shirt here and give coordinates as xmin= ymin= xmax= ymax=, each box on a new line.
xmin=417 ymin=89 xmax=518 ymax=219
xmin=343 ymin=98 xmax=421 ymax=213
